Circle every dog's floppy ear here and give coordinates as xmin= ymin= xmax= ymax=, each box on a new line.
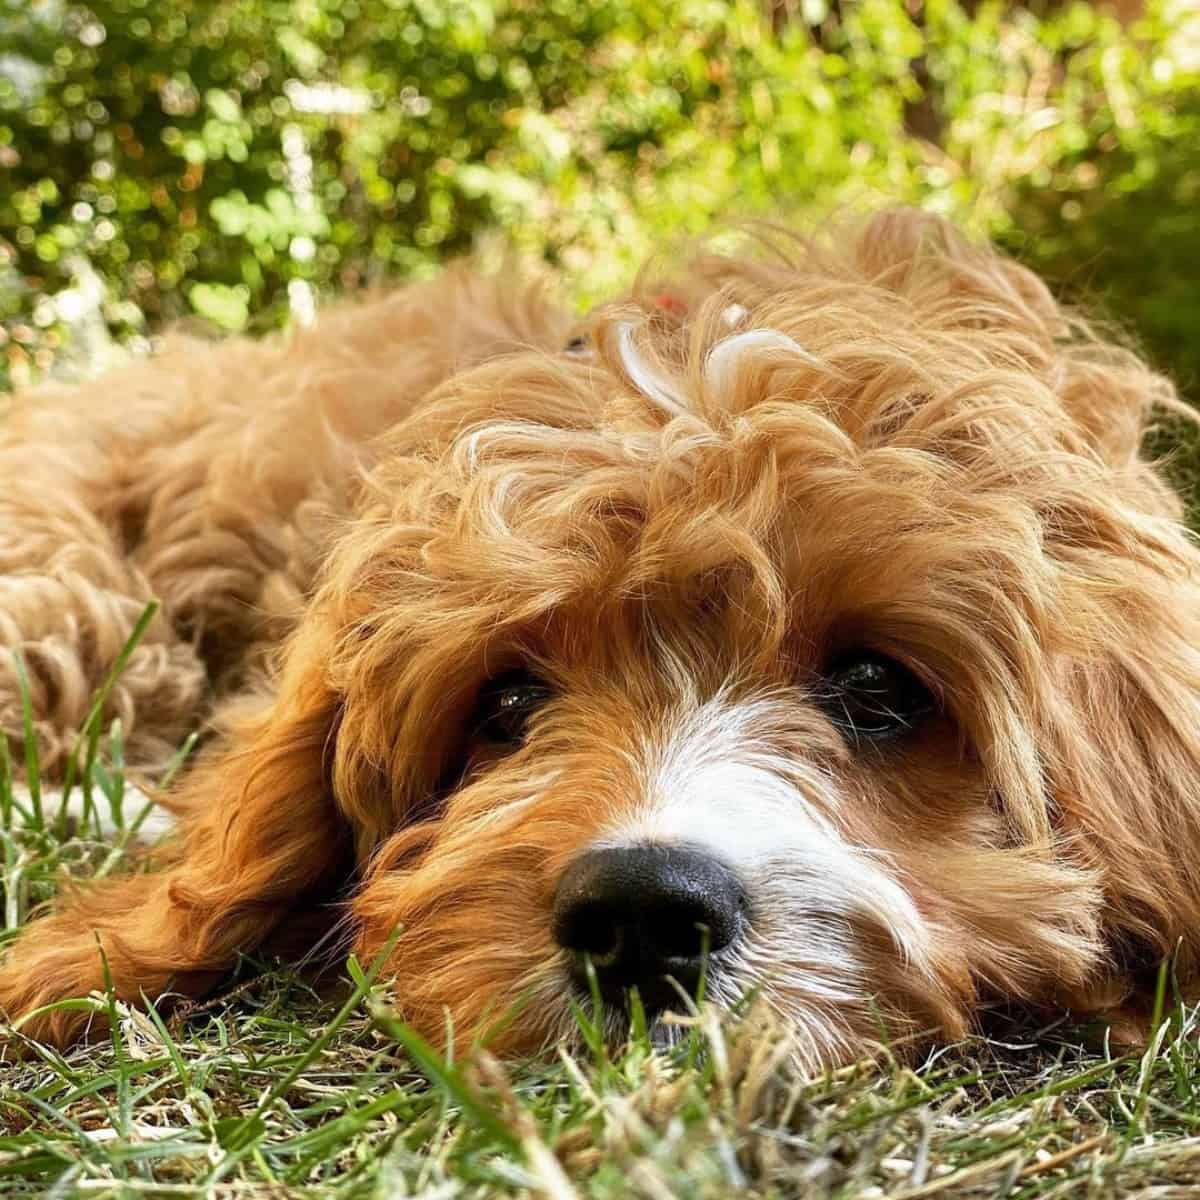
xmin=0 ymin=621 xmax=355 ymax=1046
xmin=163 ymin=625 xmax=354 ymax=930
xmin=1038 ymin=482 xmax=1200 ymax=1013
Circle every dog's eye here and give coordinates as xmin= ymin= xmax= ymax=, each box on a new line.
xmin=473 ymin=669 xmax=553 ymax=747
xmin=823 ymin=652 xmax=933 ymax=740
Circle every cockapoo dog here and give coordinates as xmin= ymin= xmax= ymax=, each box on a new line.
xmin=2 ymin=209 xmax=1198 ymax=1069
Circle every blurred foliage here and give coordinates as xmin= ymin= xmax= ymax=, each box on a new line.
xmin=1 ymin=0 xmax=1198 ymax=503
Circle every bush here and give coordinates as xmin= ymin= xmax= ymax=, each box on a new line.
xmin=2 ymin=0 xmax=1197 ymax=507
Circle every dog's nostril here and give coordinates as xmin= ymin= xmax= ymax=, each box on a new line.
xmin=560 ymin=901 xmax=626 ymax=965
xmin=653 ymin=900 xmax=721 ymax=960
xmin=552 ymin=844 xmax=746 ymax=1009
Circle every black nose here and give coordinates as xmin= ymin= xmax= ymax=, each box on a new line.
xmin=552 ymin=844 xmax=746 ymax=1012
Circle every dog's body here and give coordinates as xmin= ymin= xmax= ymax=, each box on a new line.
xmin=2 ymin=210 xmax=1199 ymax=1067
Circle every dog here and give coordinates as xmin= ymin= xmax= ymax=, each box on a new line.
xmin=1 ymin=208 xmax=1198 ymax=1069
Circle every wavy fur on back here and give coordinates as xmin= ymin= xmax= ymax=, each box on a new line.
xmin=1 ymin=209 xmax=1198 ymax=1065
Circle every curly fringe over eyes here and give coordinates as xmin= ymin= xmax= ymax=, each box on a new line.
xmin=2 ymin=208 xmax=1199 ymax=1064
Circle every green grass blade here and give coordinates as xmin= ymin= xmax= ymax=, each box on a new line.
xmin=10 ymin=650 xmax=42 ymax=829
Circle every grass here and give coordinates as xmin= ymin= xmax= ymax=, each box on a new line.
xmin=1145 ymin=410 xmax=1200 ymax=532
xmin=4 ymin=676 xmax=1200 ymax=1197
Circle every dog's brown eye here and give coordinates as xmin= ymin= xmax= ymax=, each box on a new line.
xmin=474 ymin=669 xmax=553 ymax=747
xmin=823 ymin=652 xmax=933 ymax=740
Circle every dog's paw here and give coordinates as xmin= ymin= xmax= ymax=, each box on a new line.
xmin=0 ymin=957 xmax=105 ymax=1050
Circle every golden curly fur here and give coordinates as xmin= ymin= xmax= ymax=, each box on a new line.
xmin=2 ymin=208 xmax=1198 ymax=1068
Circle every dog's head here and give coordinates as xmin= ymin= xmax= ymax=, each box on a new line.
xmin=262 ymin=210 xmax=1200 ymax=1066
